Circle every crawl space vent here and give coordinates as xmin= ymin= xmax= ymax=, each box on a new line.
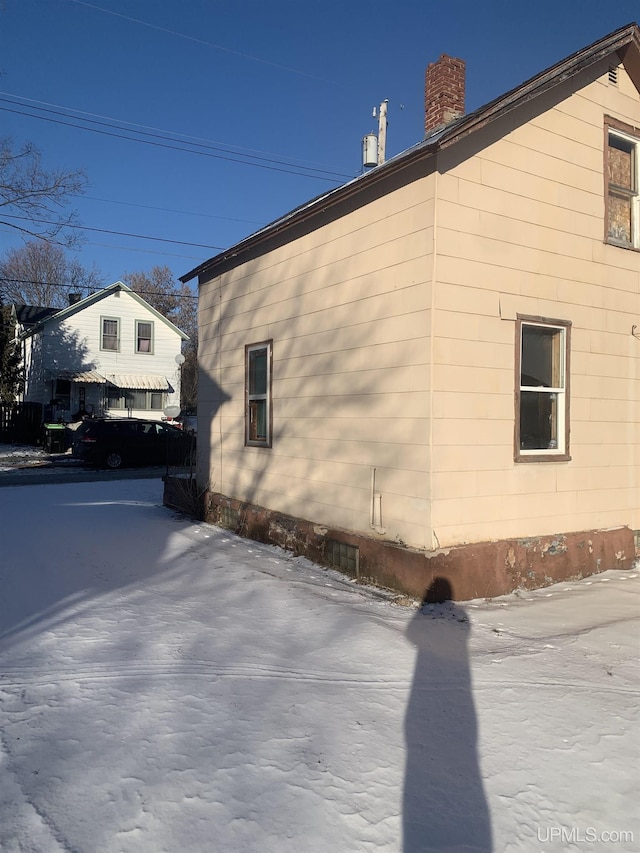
xmin=220 ymin=506 xmax=240 ymax=530
xmin=325 ymin=539 xmax=359 ymax=576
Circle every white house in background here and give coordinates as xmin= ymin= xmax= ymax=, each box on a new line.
xmin=13 ymin=281 xmax=188 ymax=423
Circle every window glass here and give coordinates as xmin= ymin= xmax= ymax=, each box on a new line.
xmin=521 ymin=325 xmax=562 ymax=388
xmin=55 ymin=379 xmax=71 ymax=411
xmin=106 ymin=389 xmax=165 ymax=411
xmin=519 ymin=390 xmax=560 ymax=451
xmin=102 ymin=318 xmax=119 ymax=351
xmin=131 ymin=390 xmax=147 ymax=409
xmin=249 ymin=348 xmax=267 ymax=395
xmin=249 ymin=400 xmax=267 ymax=441
xmin=246 ymin=342 xmax=272 ymax=446
xmin=107 ymin=388 xmax=125 ymax=409
xmin=137 ymin=321 xmax=153 ymax=353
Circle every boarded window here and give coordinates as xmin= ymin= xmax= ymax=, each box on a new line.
xmin=607 ymin=131 xmax=638 ymax=247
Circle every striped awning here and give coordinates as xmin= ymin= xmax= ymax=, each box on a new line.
xmin=58 ymin=370 xmax=106 ymax=384
xmin=104 ymin=373 xmax=170 ymax=391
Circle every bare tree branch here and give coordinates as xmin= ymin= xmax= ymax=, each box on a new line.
xmin=0 ymin=137 xmax=86 ymax=246
xmin=0 ymin=240 xmax=105 ymax=308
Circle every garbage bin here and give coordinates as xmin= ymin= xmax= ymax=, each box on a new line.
xmin=44 ymin=423 xmax=66 ymax=453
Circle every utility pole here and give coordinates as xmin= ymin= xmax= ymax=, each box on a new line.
xmin=362 ymin=100 xmax=390 ymax=170
xmin=377 ymin=99 xmax=388 ymax=165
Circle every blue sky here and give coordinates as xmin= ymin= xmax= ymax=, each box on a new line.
xmin=1 ymin=0 xmax=638 ymax=289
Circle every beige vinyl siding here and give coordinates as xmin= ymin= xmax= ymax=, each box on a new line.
xmin=199 ymin=60 xmax=638 ymax=553
xmin=430 ymin=61 xmax=639 ymax=546
xmin=200 ymin=174 xmax=437 ymax=547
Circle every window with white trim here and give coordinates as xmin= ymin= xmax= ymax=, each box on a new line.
xmin=106 ymin=388 xmax=164 ymax=411
xmin=130 ymin=389 xmax=164 ymax=410
xmin=245 ymin=341 xmax=272 ymax=446
xmin=606 ymin=127 xmax=640 ymax=248
xmin=136 ymin=320 xmax=154 ymax=354
xmin=516 ymin=318 xmax=570 ymax=461
xmin=101 ymin=317 xmax=120 ymax=351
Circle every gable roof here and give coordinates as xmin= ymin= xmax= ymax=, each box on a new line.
xmin=181 ymin=21 xmax=640 ymax=285
xmin=17 ymin=281 xmax=189 ymax=341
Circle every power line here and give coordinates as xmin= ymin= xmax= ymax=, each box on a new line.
xmin=0 ymin=226 xmax=205 ymax=262
xmin=72 ymin=240 xmax=206 ymax=262
xmin=0 ymin=96 xmax=352 ymax=182
xmin=69 ymin=0 xmax=338 ymax=85
xmin=3 ymin=90 xmax=339 ymax=174
xmin=0 ymin=214 xmax=225 ymax=250
xmin=78 ymin=194 xmax=264 ymax=226
xmin=0 ymin=277 xmax=199 ymax=299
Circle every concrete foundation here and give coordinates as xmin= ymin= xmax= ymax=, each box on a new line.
xmin=165 ymin=487 xmax=636 ymax=601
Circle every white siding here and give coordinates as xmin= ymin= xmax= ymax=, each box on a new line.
xmin=22 ymin=290 xmax=185 ymax=421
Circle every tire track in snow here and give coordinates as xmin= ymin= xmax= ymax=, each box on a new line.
xmin=0 ymin=661 xmax=413 ymax=690
xmin=1 ymin=663 xmax=637 ymax=696
xmin=0 ymin=732 xmax=76 ymax=853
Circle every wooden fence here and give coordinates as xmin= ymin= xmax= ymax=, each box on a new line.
xmin=0 ymin=402 xmax=43 ymax=445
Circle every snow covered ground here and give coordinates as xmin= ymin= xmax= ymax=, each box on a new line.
xmin=0 ymin=477 xmax=638 ymax=852
xmin=0 ymin=443 xmax=54 ymax=471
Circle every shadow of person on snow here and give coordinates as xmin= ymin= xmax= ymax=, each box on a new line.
xmin=403 ymin=578 xmax=492 ymax=852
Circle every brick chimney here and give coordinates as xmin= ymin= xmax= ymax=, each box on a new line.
xmin=424 ymin=54 xmax=466 ymax=135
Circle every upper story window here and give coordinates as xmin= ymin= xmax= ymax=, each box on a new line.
xmin=515 ymin=317 xmax=570 ymax=463
xmin=606 ymin=123 xmax=640 ymax=249
xmin=245 ymin=341 xmax=272 ymax=447
xmin=101 ymin=317 xmax=120 ymax=351
xmin=136 ymin=320 xmax=154 ymax=354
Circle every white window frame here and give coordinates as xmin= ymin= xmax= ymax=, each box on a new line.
xmin=106 ymin=389 xmax=165 ymax=411
xmin=515 ymin=317 xmax=570 ymax=463
xmin=135 ymin=320 xmax=154 ymax=354
xmin=245 ymin=341 xmax=272 ymax=447
xmin=101 ymin=316 xmax=120 ymax=352
xmin=606 ymin=125 xmax=640 ymax=249
xmin=130 ymin=389 xmax=164 ymax=410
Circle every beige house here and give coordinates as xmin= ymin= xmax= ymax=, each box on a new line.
xmin=181 ymin=23 xmax=640 ymax=601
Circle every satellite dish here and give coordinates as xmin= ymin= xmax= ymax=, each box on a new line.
xmin=164 ymin=405 xmax=180 ymax=419
xmin=175 ymin=353 xmax=186 ymax=366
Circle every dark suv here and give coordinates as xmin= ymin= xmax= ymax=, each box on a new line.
xmin=72 ymin=418 xmax=195 ymax=469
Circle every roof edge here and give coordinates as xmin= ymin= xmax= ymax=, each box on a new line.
xmin=20 ymin=281 xmax=190 ymax=341
xmin=181 ymin=21 xmax=640 ymax=285
xmin=180 ymin=136 xmax=440 ymax=283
